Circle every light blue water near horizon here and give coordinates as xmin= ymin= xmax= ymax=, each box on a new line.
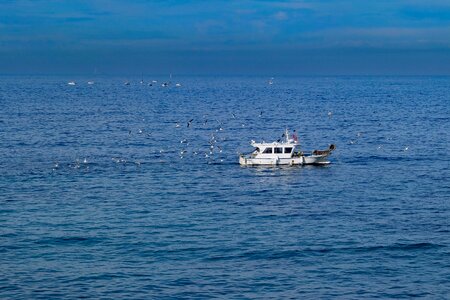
xmin=0 ymin=75 xmax=449 ymax=299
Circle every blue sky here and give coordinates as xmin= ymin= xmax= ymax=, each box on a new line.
xmin=1 ymin=0 xmax=449 ymax=75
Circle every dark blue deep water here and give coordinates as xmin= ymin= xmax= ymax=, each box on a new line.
xmin=1 ymin=76 xmax=449 ymax=299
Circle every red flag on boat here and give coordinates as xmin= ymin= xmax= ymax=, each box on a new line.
xmin=292 ymin=130 xmax=298 ymax=142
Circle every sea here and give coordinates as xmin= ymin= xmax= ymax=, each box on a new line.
xmin=0 ymin=75 xmax=449 ymax=299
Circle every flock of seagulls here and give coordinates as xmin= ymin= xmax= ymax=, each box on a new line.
xmin=171 ymin=116 xmax=230 ymax=161
xmin=54 ymin=77 xmax=412 ymax=172
xmin=51 ymin=112 xmax=411 ymax=173
xmin=67 ymin=80 xmax=182 ymax=87
xmin=67 ymin=79 xmax=183 ymax=87
xmin=67 ymin=76 xmax=281 ymax=87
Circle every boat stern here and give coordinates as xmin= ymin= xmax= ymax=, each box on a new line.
xmin=303 ymin=154 xmax=330 ymax=165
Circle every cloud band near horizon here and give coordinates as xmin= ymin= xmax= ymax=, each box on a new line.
xmin=1 ymin=0 xmax=449 ymax=75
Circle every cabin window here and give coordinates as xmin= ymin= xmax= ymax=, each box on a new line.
xmin=263 ymin=148 xmax=273 ymax=154
xmin=274 ymin=147 xmax=283 ymax=154
xmin=284 ymin=147 xmax=293 ymax=153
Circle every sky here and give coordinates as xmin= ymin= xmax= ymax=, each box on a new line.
xmin=1 ymin=0 xmax=449 ymax=75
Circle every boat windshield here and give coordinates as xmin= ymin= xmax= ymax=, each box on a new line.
xmin=263 ymin=148 xmax=273 ymax=154
xmin=285 ymin=147 xmax=293 ymax=153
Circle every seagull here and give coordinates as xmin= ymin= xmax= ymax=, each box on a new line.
xmin=404 ymin=146 xmax=409 ymax=151
xmin=187 ymin=119 xmax=193 ymax=127
xmin=124 ymin=81 xmax=130 ymax=86
xmin=180 ymin=139 xmax=187 ymax=144
xmin=175 ymin=83 xmax=181 ymax=87
xmin=83 ymin=158 xmax=88 ymax=164
xmin=232 ymin=113 xmax=236 ymax=119
xmin=87 ymin=81 xmax=94 ymax=85
xmin=68 ymin=81 xmax=76 ymax=85
xmin=328 ymin=111 xmax=333 ymax=118
xmin=175 ymin=123 xmax=181 ymax=128
xmin=138 ymin=129 xmax=143 ymax=134
xmin=259 ymin=111 xmax=263 ymax=117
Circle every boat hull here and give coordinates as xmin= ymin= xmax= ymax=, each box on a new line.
xmin=239 ymin=154 xmax=330 ymax=166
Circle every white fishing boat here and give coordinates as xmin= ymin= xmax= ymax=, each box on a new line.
xmin=239 ymin=129 xmax=335 ymax=166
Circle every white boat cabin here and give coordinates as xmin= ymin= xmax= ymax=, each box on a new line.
xmin=250 ymin=141 xmax=297 ymax=159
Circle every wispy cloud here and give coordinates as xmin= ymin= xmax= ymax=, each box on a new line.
xmin=273 ymin=11 xmax=288 ymax=21
xmin=267 ymin=1 xmax=313 ymax=10
xmin=300 ymin=27 xmax=450 ymax=48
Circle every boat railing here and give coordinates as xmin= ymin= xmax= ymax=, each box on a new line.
xmin=293 ymin=151 xmax=307 ymax=157
xmin=241 ymin=151 xmax=258 ymax=157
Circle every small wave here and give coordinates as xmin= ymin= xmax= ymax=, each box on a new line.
xmin=311 ymin=242 xmax=443 ymax=254
xmin=34 ymin=236 xmax=105 ymax=246
xmin=205 ymin=249 xmax=305 ymax=262
xmin=204 ymin=243 xmax=444 ymax=262
xmin=355 ymin=242 xmax=443 ymax=252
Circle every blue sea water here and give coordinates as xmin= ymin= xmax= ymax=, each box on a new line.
xmin=0 ymin=75 xmax=449 ymax=299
